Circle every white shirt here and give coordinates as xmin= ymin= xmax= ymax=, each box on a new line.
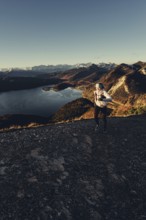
xmin=94 ymin=89 xmax=112 ymax=107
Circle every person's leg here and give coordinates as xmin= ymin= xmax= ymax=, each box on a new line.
xmin=101 ymin=107 xmax=107 ymax=131
xmin=94 ymin=106 xmax=100 ymax=127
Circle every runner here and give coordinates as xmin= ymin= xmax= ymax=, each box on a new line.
xmin=94 ymin=83 xmax=112 ymax=132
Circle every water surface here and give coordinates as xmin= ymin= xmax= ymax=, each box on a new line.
xmin=0 ymin=87 xmax=82 ymax=117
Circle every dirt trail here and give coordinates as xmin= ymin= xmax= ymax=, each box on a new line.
xmin=0 ymin=116 xmax=146 ymax=220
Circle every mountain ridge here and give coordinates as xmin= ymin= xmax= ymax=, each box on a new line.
xmin=0 ymin=62 xmax=116 ymax=73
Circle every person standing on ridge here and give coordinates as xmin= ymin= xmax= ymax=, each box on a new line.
xmin=94 ymin=83 xmax=112 ymax=132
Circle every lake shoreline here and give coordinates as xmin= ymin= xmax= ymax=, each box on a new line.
xmin=0 ymin=86 xmax=82 ymax=117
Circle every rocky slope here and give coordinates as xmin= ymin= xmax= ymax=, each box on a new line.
xmin=49 ymin=98 xmax=94 ymax=123
xmin=83 ymin=62 xmax=146 ymax=117
xmin=0 ymin=116 xmax=146 ymax=220
xmin=58 ymin=64 xmax=108 ymax=84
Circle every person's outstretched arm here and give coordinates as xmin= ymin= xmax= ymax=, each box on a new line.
xmin=103 ymin=90 xmax=112 ymax=103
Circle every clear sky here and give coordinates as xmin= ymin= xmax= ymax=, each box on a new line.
xmin=0 ymin=0 xmax=146 ymax=68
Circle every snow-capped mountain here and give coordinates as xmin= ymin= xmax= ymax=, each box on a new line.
xmin=0 ymin=62 xmax=116 ymax=77
xmin=31 ymin=62 xmax=116 ymax=72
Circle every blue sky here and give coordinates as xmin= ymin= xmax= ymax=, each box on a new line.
xmin=0 ymin=0 xmax=146 ymax=68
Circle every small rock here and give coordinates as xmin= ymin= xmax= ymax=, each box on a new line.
xmin=49 ymin=157 xmax=65 ymax=172
xmin=27 ymin=176 xmax=38 ymax=183
xmin=0 ymin=166 xmax=7 ymax=175
xmin=91 ymin=211 xmax=102 ymax=220
xmin=72 ymin=133 xmax=78 ymax=137
xmin=72 ymin=137 xmax=78 ymax=144
xmin=84 ymin=135 xmax=93 ymax=146
xmin=17 ymin=190 xmax=25 ymax=198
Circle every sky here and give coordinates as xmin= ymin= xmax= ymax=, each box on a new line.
xmin=0 ymin=0 xmax=146 ymax=68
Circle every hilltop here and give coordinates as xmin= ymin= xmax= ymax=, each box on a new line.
xmin=0 ymin=116 xmax=146 ymax=219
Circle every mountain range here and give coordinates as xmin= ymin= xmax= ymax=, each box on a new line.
xmin=49 ymin=61 xmax=146 ymax=121
xmin=0 ymin=61 xmax=146 ymax=130
xmin=0 ymin=63 xmax=115 ymax=91
xmin=0 ymin=62 xmax=116 ymax=74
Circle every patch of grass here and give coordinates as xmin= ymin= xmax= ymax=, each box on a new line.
xmin=127 ymin=106 xmax=146 ymax=115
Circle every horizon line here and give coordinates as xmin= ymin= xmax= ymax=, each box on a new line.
xmin=1 ymin=61 xmax=142 ymax=70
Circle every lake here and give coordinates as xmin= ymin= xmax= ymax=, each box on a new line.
xmin=0 ymin=87 xmax=82 ymax=117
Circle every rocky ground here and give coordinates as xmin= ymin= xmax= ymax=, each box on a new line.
xmin=0 ymin=116 xmax=146 ymax=220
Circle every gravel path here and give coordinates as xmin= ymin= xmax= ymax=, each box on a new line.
xmin=0 ymin=116 xmax=146 ymax=220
